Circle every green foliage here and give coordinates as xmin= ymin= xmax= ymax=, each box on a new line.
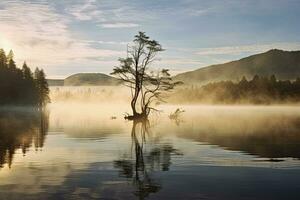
xmin=0 ymin=48 xmax=50 ymax=107
xmin=35 ymin=68 xmax=50 ymax=107
xmin=170 ymin=75 xmax=300 ymax=104
xmin=0 ymin=49 xmax=7 ymax=68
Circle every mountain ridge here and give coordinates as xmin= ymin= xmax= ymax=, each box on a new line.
xmin=64 ymin=73 xmax=120 ymax=86
xmin=47 ymin=49 xmax=300 ymax=86
xmin=174 ymin=49 xmax=300 ymax=85
xmin=47 ymin=73 xmax=120 ymax=86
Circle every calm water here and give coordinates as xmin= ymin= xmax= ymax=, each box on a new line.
xmin=1 ymin=104 xmax=300 ymax=200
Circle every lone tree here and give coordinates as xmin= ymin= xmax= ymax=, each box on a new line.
xmin=111 ymin=32 xmax=181 ymax=120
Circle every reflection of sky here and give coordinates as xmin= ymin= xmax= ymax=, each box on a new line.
xmin=1 ymin=104 xmax=300 ymax=199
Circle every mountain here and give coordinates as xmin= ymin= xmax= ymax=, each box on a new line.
xmin=64 ymin=73 xmax=120 ymax=86
xmin=174 ymin=49 xmax=300 ymax=85
xmin=47 ymin=50 xmax=300 ymax=86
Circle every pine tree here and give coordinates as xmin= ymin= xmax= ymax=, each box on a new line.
xmin=0 ymin=49 xmax=50 ymax=106
xmin=22 ymin=62 xmax=33 ymax=80
xmin=0 ymin=49 xmax=7 ymax=69
xmin=34 ymin=68 xmax=50 ymax=108
xmin=7 ymin=57 xmax=17 ymax=71
xmin=270 ymin=75 xmax=277 ymax=84
xmin=239 ymin=76 xmax=248 ymax=86
xmin=7 ymin=50 xmax=14 ymax=61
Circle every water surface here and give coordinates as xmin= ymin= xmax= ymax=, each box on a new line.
xmin=0 ymin=104 xmax=300 ymax=200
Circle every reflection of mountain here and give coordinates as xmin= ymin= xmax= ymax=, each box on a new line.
xmin=0 ymin=109 xmax=49 ymax=168
xmin=174 ymin=111 xmax=300 ymax=159
xmin=114 ymin=120 xmax=181 ymax=199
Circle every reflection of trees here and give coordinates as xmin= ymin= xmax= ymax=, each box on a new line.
xmin=169 ymin=108 xmax=185 ymax=126
xmin=114 ymin=119 xmax=181 ymax=200
xmin=200 ymin=131 xmax=300 ymax=159
xmin=176 ymin=114 xmax=300 ymax=159
xmin=0 ymin=109 xmax=49 ymax=168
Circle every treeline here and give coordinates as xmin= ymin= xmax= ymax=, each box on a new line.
xmin=0 ymin=49 xmax=50 ymax=107
xmin=170 ymin=75 xmax=300 ymax=104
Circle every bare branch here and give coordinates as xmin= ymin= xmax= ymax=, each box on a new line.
xmin=111 ymin=32 xmax=182 ymax=118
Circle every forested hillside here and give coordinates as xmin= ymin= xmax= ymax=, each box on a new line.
xmin=170 ymin=75 xmax=300 ymax=104
xmin=0 ymin=49 xmax=49 ymax=106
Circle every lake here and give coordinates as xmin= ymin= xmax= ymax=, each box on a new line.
xmin=0 ymin=103 xmax=300 ymax=200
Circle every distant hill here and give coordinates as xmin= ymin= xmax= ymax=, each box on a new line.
xmin=48 ymin=50 xmax=300 ymax=86
xmin=64 ymin=73 xmax=120 ymax=86
xmin=47 ymin=79 xmax=64 ymax=86
xmin=174 ymin=49 xmax=300 ymax=85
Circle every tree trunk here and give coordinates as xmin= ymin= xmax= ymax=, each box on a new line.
xmin=131 ymin=87 xmax=139 ymax=116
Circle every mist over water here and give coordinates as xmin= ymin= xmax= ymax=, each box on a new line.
xmin=50 ymin=86 xmax=132 ymax=104
xmin=0 ymin=87 xmax=300 ymax=199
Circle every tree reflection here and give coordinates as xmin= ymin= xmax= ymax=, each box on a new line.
xmin=0 ymin=109 xmax=49 ymax=168
xmin=114 ymin=119 xmax=181 ymax=199
xmin=174 ymin=113 xmax=300 ymax=159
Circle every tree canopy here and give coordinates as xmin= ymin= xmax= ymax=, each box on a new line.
xmin=0 ymin=48 xmax=50 ymax=107
xmin=170 ymin=75 xmax=300 ymax=104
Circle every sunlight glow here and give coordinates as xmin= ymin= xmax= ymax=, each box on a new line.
xmin=0 ymin=35 xmax=13 ymax=52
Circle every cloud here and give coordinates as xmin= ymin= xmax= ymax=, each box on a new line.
xmin=0 ymin=0 xmax=298 ymax=78
xmin=67 ymin=0 xmax=103 ymax=21
xmin=67 ymin=0 xmax=142 ymax=28
xmin=189 ymin=8 xmax=211 ymax=16
xmin=159 ymin=58 xmax=203 ymax=66
xmin=82 ymin=40 xmax=129 ymax=46
xmin=196 ymin=43 xmax=300 ymax=55
xmin=100 ymin=23 xmax=139 ymax=28
xmin=97 ymin=41 xmax=128 ymax=45
xmin=0 ymin=1 xmax=123 ymax=68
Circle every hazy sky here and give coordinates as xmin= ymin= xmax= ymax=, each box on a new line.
xmin=0 ymin=0 xmax=300 ymax=78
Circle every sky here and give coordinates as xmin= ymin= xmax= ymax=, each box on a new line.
xmin=0 ymin=0 xmax=300 ymax=78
